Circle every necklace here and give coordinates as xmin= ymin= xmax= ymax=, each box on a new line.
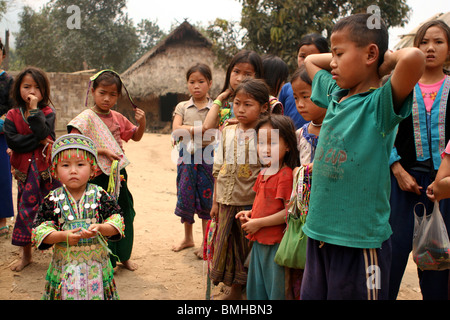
xmin=311 ymin=121 xmax=322 ymax=127
xmin=91 ymin=106 xmax=111 ymax=115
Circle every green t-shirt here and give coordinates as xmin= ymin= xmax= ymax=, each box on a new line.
xmin=303 ymin=70 xmax=412 ymax=248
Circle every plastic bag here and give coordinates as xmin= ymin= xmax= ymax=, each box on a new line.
xmin=412 ymin=202 xmax=450 ymax=271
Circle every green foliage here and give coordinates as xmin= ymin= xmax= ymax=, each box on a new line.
xmin=14 ymin=0 xmax=141 ymax=72
xmin=136 ymin=19 xmax=166 ymax=57
xmin=239 ymin=0 xmax=411 ymax=72
xmin=205 ymin=18 xmax=244 ymax=69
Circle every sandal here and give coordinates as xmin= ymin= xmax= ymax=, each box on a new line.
xmin=0 ymin=225 xmax=10 ymax=238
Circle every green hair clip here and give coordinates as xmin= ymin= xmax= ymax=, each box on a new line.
xmin=85 ymin=69 xmax=137 ymax=109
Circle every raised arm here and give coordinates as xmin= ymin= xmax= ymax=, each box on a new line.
xmin=379 ymin=48 xmax=425 ymax=113
xmin=304 ymin=53 xmax=333 ymax=82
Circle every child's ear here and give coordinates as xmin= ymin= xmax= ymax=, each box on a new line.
xmin=261 ymin=102 xmax=269 ymax=113
xmin=367 ymin=44 xmax=380 ymax=66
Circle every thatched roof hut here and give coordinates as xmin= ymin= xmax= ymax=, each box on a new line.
xmin=118 ymin=20 xmax=226 ymax=132
xmin=393 ymin=11 xmax=450 ymax=50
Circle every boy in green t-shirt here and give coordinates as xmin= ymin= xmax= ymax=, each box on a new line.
xmin=300 ymin=13 xmax=425 ymax=300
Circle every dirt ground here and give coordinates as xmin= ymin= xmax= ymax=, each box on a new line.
xmin=0 ymin=133 xmax=422 ymax=300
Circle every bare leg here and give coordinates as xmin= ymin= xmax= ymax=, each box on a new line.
xmin=193 ymin=219 xmax=209 ymax=259
xmin=172 ymin=222 xmax=195 ymax=252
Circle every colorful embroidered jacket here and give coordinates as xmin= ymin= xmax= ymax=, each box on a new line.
xmin=32 ymin=183 xmax=124 ymax=250
xmin=391 ymin=75 xmax=450 ymax=171
xmin=4 ymin=106 xmax=56 ymax=182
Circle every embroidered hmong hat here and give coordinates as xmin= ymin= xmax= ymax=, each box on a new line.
xmin=51 ymin=133 xmax=98 ymax=164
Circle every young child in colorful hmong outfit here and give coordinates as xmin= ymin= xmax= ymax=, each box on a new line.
xmin=209 ymin=79 xmax=269 ymax=299
xmin=32 ymin=134 xmax=124 ymax=300
xmin=68 ymin=70 xmax=146 ymax=271
xmin=4 ymin=67 xmax=61 ymax=271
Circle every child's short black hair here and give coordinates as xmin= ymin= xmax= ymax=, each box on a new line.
xmin=333 ymin=13 xmax=388 ymax=67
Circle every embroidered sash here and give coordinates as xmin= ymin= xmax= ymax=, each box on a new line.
xmin=68 ymin=109 xmax=130 ymax=175
xmin=412 ymin=76 xmax=450 ymax=169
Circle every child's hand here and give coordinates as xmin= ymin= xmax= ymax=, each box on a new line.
xmin=40 ymin=137 xmax=53 ymax=146
xmin=303 ymin=162 xmax=314 ymax=174
xmin=378 ymin=50 xmax=395 ymax=79
xmin=66 ymin=228 xmax=82 ymax=245
xmin=426 ymin=182 xmax=436 ymax=202
xmin=79 ymin=224 xmax=100 ymax=239
xmin=235 ymin=210 xmax=251 ymax=224
xmin=98 ymin=148 xmax=121 ymax=162
xmin=210 ymin=202 xmax=219 ymax=221
xmin=134 ymin=107 xmax=146 ymax=126
xmin=26 ymin=94 xmax=39 ymax=110
xmin=216 ymin=88 xmax=233 ymax=102
xmin=241 ymin=219 xmax=262 ymax=235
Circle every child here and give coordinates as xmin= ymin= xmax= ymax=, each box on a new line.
xmin=292 ymin=65 xmax=326 ymax=168
xmin=210 ymin=78 xmax=269 ymax=299
xmin=236 ymin=114 xmax=298 ymax=300
xmin=32 ymin=133 xmax=124 ymax=300
xmin=4 ymin=67 xmax=61 ymax=271
xmin=202 ymin=50 xmax=263 ymax=132
xmin=389 ymin=20 xmax=450 ymax=300
xmin=279 ymin=33 xmax=329 ymax=130
xmin=171 ymin=63 xmax=214 ymax=258
xmin=68 ymin=70 xmax=146 ymax=271
xmin=0 ymin=39 xmax=14 ymax=238
xmin=262 ymin=54 xmax=289 ymax=114
xmin=282 ymin=65 xmax=326 ymax=300
xmin=300 ymin=13 xmax=425 ymax=300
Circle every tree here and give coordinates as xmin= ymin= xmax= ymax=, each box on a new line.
xmin=205 ymin=18 xmax=245 ymax=69
xmin=136 ymin=19 xmax=166 ymax=57
xmin=15 ymin=0 xmax=140 ymax=72
xmin=0 ymin=0 xmax=7 ymax=19
xmin=239 ymin=0 xmax=411 ymax=71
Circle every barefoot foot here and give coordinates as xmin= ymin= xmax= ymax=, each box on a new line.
xmin=10 ymin=257 xmax=32 ymax=272
xmin=172 ymin=240 xmax=194 ymax=252
xmin=120 ymin=260 xmax=138 ymax=271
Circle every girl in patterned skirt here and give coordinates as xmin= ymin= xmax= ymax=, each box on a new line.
xmin=4 ymin=67 xmax=61 ymax=271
